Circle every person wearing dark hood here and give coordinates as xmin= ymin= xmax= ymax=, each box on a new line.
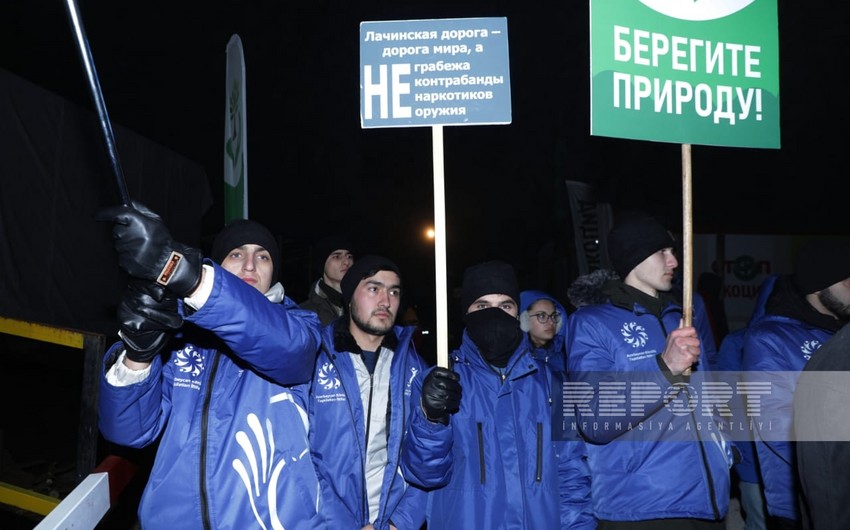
xmin=300 ymin=234 xmax=355 ymax=324
xmin=96 ymin=206 xmax=323 ymax=530
xmin=566 ymin=211 xmax=733 ymax=528
xmin=794 ymin=320 xmax=850 ymax=530
xmin=416 ymin=260 xmax=594 ymax=529
xmin=519 ymin=289 xmax=569 ymax=374
xmin=742 ymin=239 xmax=850 ymax=530
xmin=307 ymin=255 xmax=461 ymax=530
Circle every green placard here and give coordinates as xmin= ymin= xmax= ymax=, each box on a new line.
xmin=590 ymin=0 xmax=780 ymax=148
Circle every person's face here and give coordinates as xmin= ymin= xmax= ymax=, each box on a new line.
xmin=324 ymin=249 xmax=354 ymax=284
xmin=527 ymin=299 xmax=558 ymax=347
xmin=350 ymin=270 xmax=401 ymax=336
xmin=818 ymin=278 xmax=850 ymax=320
xmin=627 ymin=248 xmax=678 ymax=297
xmin=466 ymin=294 xmax=518 ymax=317
xmin=220 ymin=244 xmax=273 ymax=294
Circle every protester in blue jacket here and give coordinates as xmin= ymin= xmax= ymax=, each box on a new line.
xmin=742 ymin=240 xmax=850 ymax=529
xmin=567 ymin=211 xmax=733 ymax=528
xmin=519 ymin=289 xmax=569 ymax=374
xmin=308 ymin=255 xmax=460 ymax=530
xmin=713 ymin=274 xmax=777 ymax=530
xmin=413 ymin=260 xmax=594 ymax=530
xmin=97 ymin=209 xmax=323 ymax=530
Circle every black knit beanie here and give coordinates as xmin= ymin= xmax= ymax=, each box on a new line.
xmin=607 ymin=212 xmax=675 ymax=279
xmin=793 ymin=239 xmax=850 ymax=294
xmin=340 ymin=255 xmax=401 ymax=305
xmin=460 ymin=260 xmax=520 ymax=312
xmin=313 ymin=234 xmax=355 ymax=278
xmin=211 ymin=219 xmax=280 ymax=284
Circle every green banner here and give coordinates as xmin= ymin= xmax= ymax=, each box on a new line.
xmin=590 ymin=0 xmax=780 ymax=148
xmin=224 ymin=34 xmax=248 ymax=222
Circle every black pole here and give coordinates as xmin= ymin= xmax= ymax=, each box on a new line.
xmin=64 ymin=0 xmax=131 ymax=206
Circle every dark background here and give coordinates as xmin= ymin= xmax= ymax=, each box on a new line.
xmin=4 ymin=8 xmax=845 ymax=227
xmin=0 ymin=2 xmax=845 ymax=524
xmin=1 ymin=1 xmax=846 ymax=327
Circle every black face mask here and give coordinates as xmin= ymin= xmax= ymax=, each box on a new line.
xmin=464 ymin=307 xmax=523 ymax=368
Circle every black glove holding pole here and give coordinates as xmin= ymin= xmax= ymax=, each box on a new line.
xmin=97 ymin=201 xmax=203 ymax=297
xmin=118 ymin=280 xmax=183 ymax=363
xmin=421 ymin=367 xmax=462 ymax=425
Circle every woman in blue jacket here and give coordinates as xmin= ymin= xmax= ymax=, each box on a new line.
xmin=519 ymin=289 xmax=569 ymax=374
xmin=98 ymin=214 xmax=323 ymax=530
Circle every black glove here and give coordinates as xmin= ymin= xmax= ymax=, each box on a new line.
xmin=118 ymin=280 xmax=183 ymax=363
xmin=421 ymin=367 xmax=462 ymax=425
xmin=97 ymin=201 xmax=203 ymax=297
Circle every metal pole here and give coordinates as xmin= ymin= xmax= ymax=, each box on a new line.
xmin=64 ymin=0 xmax=131 ymax=206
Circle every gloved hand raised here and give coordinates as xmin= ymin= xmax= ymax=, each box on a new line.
xmin=97 ymin=201 xmax=203 ymax=297
xmin=421 ymin=367 xmax=462 ymax=425
xmin=118 ymin=280 xmax=183 ymax=363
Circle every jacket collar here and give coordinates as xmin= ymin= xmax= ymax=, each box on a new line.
xmin=331 ymin=316 xmax=400 ymax=354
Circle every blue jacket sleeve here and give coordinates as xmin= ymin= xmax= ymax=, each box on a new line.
xmin=400 ymin=365 xmax=454 ymax=488
xmin=185 ymin=264 xmax=321 ymax=385
xmin=98 ymin=341 xmax=171 ymax=447
xmin=557 ymin=439 xmax=595 ymax=529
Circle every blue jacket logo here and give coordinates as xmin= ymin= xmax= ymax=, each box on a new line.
xmin=801 ymin=339 xmax=821 ymax=361
xmin=621 ymin=322 xmax=649 ymax=348
xmin=317 ymin=361 xmax=341 ymax=390
xmin=173 ymin=344 xmax=204 ymax=377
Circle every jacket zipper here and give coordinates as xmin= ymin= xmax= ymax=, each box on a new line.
xmin=477 ymin=422 xmax=486 ymax=484
xmin=199 ymin=351 xmax=222 ymax=530
xmin=337 ymin=354 xmax=371 ymax=526
xmin=535 ymin=422 xmax=543 ymax=482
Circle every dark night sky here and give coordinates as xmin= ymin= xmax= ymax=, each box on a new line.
xmin=2 ymin=1 xmax=847 ymax=312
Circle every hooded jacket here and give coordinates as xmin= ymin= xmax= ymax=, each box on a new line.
xmin=742 ymin=274 xmax=843 ymax=520
xmin=519 ymin=290 xmax=568 ymax=373
xmin=98 ymin=263 xmax=323 ymax=530
xmin=420 ymin=331 xmax=595 ymax=529
xmin=308 ymin=319 xmax=429 ymax=530
xmin=566 ymin=274 xmax=731 ymax=522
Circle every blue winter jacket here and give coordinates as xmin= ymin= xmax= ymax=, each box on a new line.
xmin=713 ymin=274 xmax=777 ymax=485
xmin=419 ymin=331 xmax=595 ymax=530
xmin=742 ymin=275 xmax=838 ymax=520
xmin=98 ymin=264 xmax=323 ymax=530
xmin=519 ymin=289 xmax=569 ymax=374
xmin=567 ymin=281 xmax=732 ymax=522
xmin=308 ymin=320 xmax=430 ymax=530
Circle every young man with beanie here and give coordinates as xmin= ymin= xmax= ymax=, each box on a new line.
xmin=300 ymin=234 xmax=355 ymax=324
xmin=415 ymin=259 xmax=594 ymax=529
xmin=567 ymin=210 xmax=733 ymax=528
xmin=97 ymin=206 xmax=323 ymax=530
xmin=742 ymin=239 xmax=850 ymax=530
xmin=307 ymin=255 xmax=461 ymax=530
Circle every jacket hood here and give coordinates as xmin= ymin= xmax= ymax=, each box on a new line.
xmin=748 ymin=274 xmax=778 ymax=326
xmin=765 ymin=274 xmax=845 ymax=332
xmin=519 ymin=290 xmax=567 ymax=351
xmin=568 ymin=268 xmax=679 ymax=318
xmin=567 ymin=269 xmax=620 ymax=309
